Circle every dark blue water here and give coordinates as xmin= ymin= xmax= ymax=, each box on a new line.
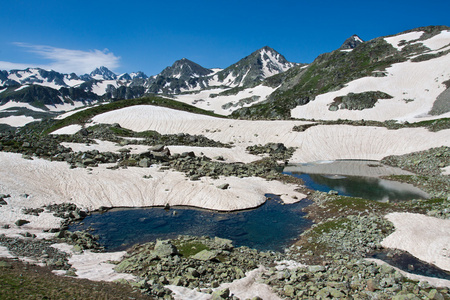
xmin=69 ymin=195 xmax=312 ymax=252
xmin=283 ymin=172 xmax=429 ymax=201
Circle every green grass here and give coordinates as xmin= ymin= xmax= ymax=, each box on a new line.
xmin=173 ymin=241 xmax=210 ymax=257
xmin=0 ymin=259 xmax=151 ymax=300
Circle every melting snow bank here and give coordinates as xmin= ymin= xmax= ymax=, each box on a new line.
xmin=167 ymin=267 xmax=282 ymax=300
xmin=0 ymin=152 xmax=304 ymax=214
xmin=381 ymin=213 xmax=450 ymax=272
xmin=77 ymin=105 xmax=450 ymax=163
xmin=52 ymin=243 xmax=136 ymax=282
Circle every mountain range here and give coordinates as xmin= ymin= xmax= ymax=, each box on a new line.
xmin=1 ymin=25 xmax=449 ymax=127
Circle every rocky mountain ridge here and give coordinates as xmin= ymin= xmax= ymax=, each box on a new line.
xmin=1 ymin=25 xmax=449 ymax=125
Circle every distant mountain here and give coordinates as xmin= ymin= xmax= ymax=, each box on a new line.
xmin=339 ymin=35 xmax=364 ymax=50
xmin=0 ymin=84 xmax=99 ymax=108
xmin=212 ymin=46 xmax=297 ymax=87
xmin=145 ymin=58 xmax=216 ymax=94
xmin=3 ymin=25 xmax=448 ymax=123
xmin=89 ymin=66 xmax=118 ymax=80
xmin=145 ymin=47 xmax=297 ymax=94
xmin=159 ymin=58 xmax=213 ymax=80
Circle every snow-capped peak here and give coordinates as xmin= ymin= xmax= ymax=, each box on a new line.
xmin=89 ymin=66 xmax=117 ymax=80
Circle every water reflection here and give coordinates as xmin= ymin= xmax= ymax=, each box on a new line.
xmin=284 ymin=160 xmax=429 ymax=201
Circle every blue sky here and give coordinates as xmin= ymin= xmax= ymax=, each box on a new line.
xmin=1 ymin=0 xmax=448 ymax=76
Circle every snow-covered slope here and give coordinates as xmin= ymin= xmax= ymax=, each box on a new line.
xmin=174 ymin=85 xmax=277 ymax=116
xmin=290 ymin=28 xmax=450 ymax=122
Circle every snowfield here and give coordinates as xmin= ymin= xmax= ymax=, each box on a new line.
xmin=291 ymin=52 xmax=450 ymax=121
xmin=174 ymin=85 xmax=276 ymax=115
xmin=85 ymin=105 xmax=450 ymax=163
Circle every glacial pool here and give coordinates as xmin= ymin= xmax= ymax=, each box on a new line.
xmin=283 ymin=160 xmax=429 ymax=202
xmin=69 ymin=195 xmax=313 ymax=252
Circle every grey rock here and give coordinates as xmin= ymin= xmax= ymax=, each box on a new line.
xmin=211 ymin=288 xmax=230 ymax=300
xmin=153 ymin=240 xmax=178 ymax=257
xmin=15 ymin=219 xmax=30 ymax=227
xmin=214 ymin=237 xmax=234 ymax=250
xmin=308 ymin=265 xmax=326 ymax=273
xmin=139 ymin=158 xmax=151 ymax=167
xmin=149 ymin=145 xmax=165 ymax=152
xmin=217 ymin=183 xmax=229 ymax=190
xmin=192 ymin=249 xmax=219 ymax=261
xmin=428 ymin=289 xmax=445 ymax=300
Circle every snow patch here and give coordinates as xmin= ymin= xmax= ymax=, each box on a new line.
xmin=384 ymin=31 xmax=424 ymax=50
xmin=0 ymin=115 xmax=39 ymax=126
xmin=291 ymin=49 xmax=450 ymax=122
xmin=0 ymin=101 xmax=47 ymax=112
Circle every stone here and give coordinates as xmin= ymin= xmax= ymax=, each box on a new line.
xmin=217 ymin=183 xmax=229 ymax=190
xmin=284 ymin=284 xmax=295 ymax=297
xmin=428 ymin=289 xmax=445 ymax=300
xmin=15 ymin=219 xmax=30 ymax=227
xmin=171 ymin=276 xmax=184 ymax=286
xmin=192 ymin=249 xmax=218 ymax=261
xmin=149 ymin=145 xmax=165 ymax=152
xmin=214 ymin=237 xmax=234 ymax=250
xmin=186 ymin=267 xmax=200 ymax=278
xmin=211 ymin=288 xmax=230 ymax=300
xmin=392 ymin=294 xmax=421 ymax=300
xmin=153 ymin=240 xmax=178 ymax=257
xmin=366 ymin=278 xmax=379 ymax=291
xmin=308 ymin=265 xmax=326 ymax=273
xmin=317 ymin=287 xmax=345 ymax=298
xmin=139 ymin=158 xmax=151 ymax=167
xmin=0 ymin=198 xmax=7 ymax=205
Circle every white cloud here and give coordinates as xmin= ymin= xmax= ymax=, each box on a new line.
xmin=0 ymin=43 xmax=121 ymax=75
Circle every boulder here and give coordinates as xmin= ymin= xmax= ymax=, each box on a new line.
xmin=217 ymin=183 xmax=229 ymax=190
xmin=211 ymin=288 xmax=230 ymax=300
xmin=191 ymin=249 xmax=219 ymax=261
xmin=153 ymin=240 xmax=178 ymax=257
xmin=149 ymin=145 xmax=165 ymax=152
xmin=15 ymin=219 xmax=30 ymax=227
xmin=214 ymin=237 xmax=234 ymax=250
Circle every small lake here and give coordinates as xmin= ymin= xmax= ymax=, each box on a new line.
xmin=69 ymin=195 xmax=313 ymax=252
xmin=283 ymin=160 xmax=429 ymax=202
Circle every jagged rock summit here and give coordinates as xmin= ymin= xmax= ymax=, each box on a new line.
xmin=89 ymin=66 xmax=118 ymax=80
xmin=339 ymin=34 xmax=364 ymax=49
xmin=159 ymin=58 xmax=214 ymax=80
xmin=214 ymin=46 xmax=297 ymax=87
